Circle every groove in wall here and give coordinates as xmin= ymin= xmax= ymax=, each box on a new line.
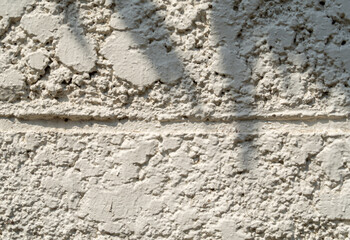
xmin=1 ymin=117 xmax=350 ymax=135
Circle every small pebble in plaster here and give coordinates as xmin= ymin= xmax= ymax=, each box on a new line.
xmin=0 ymin=69 xmax=26 ymax=101
xmin=0 ymin=0 xmax=33 ymax=18
xmin=27 ymin=51 xmax=48 ymax=71
xmin=56 ymin=26 xmax=97 ymax=73
xmin=101 ymin=31 xmax=183 ymax=87
xmin=21 ymin=13 xmax=59 ymax=42
xmin=211 ymin=46 xmax=250 ymax=82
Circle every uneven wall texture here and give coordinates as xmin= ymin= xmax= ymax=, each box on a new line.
xmin=1 ymin=0 xmax=350 ymax=239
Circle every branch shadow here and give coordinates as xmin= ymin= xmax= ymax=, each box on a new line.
xmin=61 ymin=2 xmax=90 ymax=50
xmin=51 ymin=1 xmax=97 ymax=75
xmin=106 ymin=1 xmax=185 ymax=89
xmin=56 ymin=0 xmax=261 ymax=172
xmin=210 ymin=0 xmax=259 ymax=171
xmin=56 ymin=0 xmax=258 ymax=172
xmin=56 ymin=0 xmax=270 ymax=171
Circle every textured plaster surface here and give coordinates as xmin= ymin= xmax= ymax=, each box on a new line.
xmin=1 ymin=0 xmax=350 ymax=119
xmin=1 ymin=119 xmax=350 ymax=240
xmin=1 ymin=0 xmax=350 ymax=239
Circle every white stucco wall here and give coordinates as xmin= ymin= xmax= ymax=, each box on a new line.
xmin=1 ymin=0 xmax=350 ymax=239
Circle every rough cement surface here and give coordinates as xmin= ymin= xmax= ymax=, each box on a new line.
xmin=1 ymin=0 xmax=350 ymax=239
xmin=1 ymin=119 xmax=350 ymax=239
xmin=1 ymin=0 xmax=350 ymax=119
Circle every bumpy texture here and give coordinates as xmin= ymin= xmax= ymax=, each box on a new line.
xmin=0 ymin=0 xmax=350 ymax=120
xmin=1 ymin=120 xmax=350 ymax=240
xmin=1 ymin=0 xmax=350 ymax=239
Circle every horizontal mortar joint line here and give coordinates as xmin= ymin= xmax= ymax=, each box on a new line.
xmin=1 ymin=117 xmax=350 ymax=134
xmin=0 ymin=112 xmax=350 ymax=122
